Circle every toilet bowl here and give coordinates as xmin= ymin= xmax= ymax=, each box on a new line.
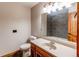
xmin=20 ymin=43 xmax=31 ymax=57
xmin=20 ymin=36 xmax=37 ymax=57
xmin=20 ymin=43 xmax=31 ymax=50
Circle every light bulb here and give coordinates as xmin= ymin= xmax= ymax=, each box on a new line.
xmin=47 ymin=5 xmax=52 ymax=14
xmin=50 ymin=3 xmax=57 ymax=12
xmin=62 ymin=2 xmax=72 ymax=8
xmin=51 ymin=6 xmax=56 ymax=12
xmin=43 ymin=7 xmax=48 ymax=13
xmin=58 ymin=7 xmax=62 ymax=10
xmin=66 ymin=3 xmax=71 ymax=8
xmin=58 ymin=2 xmax=64 ymax=10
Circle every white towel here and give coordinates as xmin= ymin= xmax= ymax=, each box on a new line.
xmin=29 ymin=36 xmax=37 ymax=40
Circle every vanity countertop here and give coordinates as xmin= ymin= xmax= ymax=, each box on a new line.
xmin=31 ymin=38 xmax=76 ymax=57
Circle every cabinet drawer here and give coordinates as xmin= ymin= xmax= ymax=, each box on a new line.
xmin=36 ymin=46 xmax=55 ymax=57
xmin=31 ymin=43 xmax=36 ymax=57
xmin=68 ymin=35 xmax=73 ymax=41
xmin=31 ymin=43 xmax=36 ymax=48
xmin=68 ymin=34 xmax=77 ymax=42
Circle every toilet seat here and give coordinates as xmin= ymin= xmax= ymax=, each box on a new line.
xmin=20 ymin=43 xmax=31 ymax=50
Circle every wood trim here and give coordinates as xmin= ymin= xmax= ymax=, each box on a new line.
xmin=2 ymin=49 xmax=20 ymax=57
xmin=77 ymin=2 xmax=79 ymax=57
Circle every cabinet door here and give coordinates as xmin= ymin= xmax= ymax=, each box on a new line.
xmin=36 ymin=52 xmax=42 ymax=57
xmin=31 ymin=43 xmax=36 ymax=57
xmin=36 ymin=46 xmax=54 ymax=57
xmin=31 ymin=49 xmax=35 ymax=57
xmin=68 ymin=12 xmax=77 ymax=42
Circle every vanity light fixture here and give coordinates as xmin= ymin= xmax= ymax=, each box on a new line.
xmin=43 ymin=2 xmax=74 ymax=14
xmin=43 ymin=2 xmax=55 ymax=14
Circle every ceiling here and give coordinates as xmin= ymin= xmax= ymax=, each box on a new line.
xmin=0 ymin=2 xmax=38 ymax=8
xmin=18 ymin=2 xmax=39 ymax=8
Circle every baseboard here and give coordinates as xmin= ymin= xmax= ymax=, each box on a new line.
xmin=2 ymin=49 xmax=21 ymax=57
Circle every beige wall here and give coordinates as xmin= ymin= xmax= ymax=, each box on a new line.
xmin=41 ymin=13 xmax=47 ymax=36
xmin=31 ymin=2 xmax=46 ymax=36
xmin=0 ymin=3 xmax=31 ymax=56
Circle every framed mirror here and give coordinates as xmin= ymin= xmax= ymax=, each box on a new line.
xmin=41 ymin=2 xmax=77 ymax=43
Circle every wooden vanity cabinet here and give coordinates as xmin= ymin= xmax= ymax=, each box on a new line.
xmin=31 ymin=43 xmax=55 ymax=57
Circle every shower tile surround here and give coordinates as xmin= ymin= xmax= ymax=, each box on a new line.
xmin=47 ymin=8 xmax=68 ymax=39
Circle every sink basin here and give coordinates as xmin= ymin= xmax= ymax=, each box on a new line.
xmin=33 ymin=38 xmax=56 ymax=50
xmin=37 ymin=38 xmax=56 ymax=50
xmin=36 ymin=38 xmax=51 ymax=44
xmin=45 ymin=42 xmax=56 ymax=50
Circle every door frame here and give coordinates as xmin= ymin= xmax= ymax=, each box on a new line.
xmin=77 ymin=2 xmax=79 ymax=57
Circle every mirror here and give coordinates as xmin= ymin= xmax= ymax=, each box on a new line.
xmin=41 ymin=3 xmax=77 ymax=42
xmin=47 ymin=9 xmax=68 ymax=38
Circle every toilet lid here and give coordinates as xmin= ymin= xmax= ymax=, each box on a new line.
xmin=20 ymin=43 xmax=31 ymax=50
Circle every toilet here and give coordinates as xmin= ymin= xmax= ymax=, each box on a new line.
xmin=20 ymin=36 xmax=37 ymax=57
xmin=20 ymin=43 xmax=31 ymax=57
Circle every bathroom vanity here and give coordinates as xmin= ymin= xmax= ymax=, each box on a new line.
xmin=31 ymin=42 xmax=55 ymax=57
xmin=31 ymin=38 xmax=76 ymax=57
